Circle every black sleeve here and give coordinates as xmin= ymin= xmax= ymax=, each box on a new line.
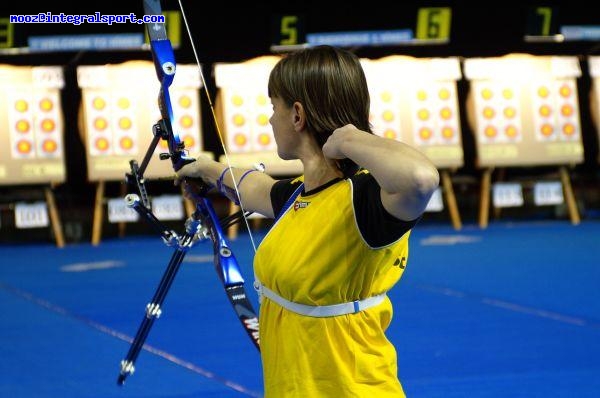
xmin=270 ymin=178 xmax=303 ymax=217
xmin=352 ymin=172 xmax=420 ymax=248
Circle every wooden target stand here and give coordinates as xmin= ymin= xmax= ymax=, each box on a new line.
xmin=44 ymin=184 xmax=66 ymax=247
xmin=439 ymin=169 xmax=463 ymax=230
xmin=478 ymin=165 xmax=580 ymax=228
xmin=91 ymin=180 xmax=120 ymax=246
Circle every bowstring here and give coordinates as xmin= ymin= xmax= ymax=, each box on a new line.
xmin=177 ymin=0 xmax=258 ymax=253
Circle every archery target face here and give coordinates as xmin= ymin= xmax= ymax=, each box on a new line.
xmin=0 ymin=66 xmax=66 ymax=185
xmin=78 ymin=62 xmax=203 ymax=181
xmin=472 ymin=82 xmax=523 ymax=144
xmin=154 ymin=89 xmax=202 ymax=155
xmin=85 ymin=91 xmax=138 ymax=157
xmin=9 ymin=90 xmax=63 ymax=158
xmin=214 ymin=57 xmax=308 ymax=175
xmin=531 ymin=80 xmax=580 ymax=142
xmin=214 ymin=57 xmax=281 ymax=157
xmin=222 ymin=90 xmax=275 ymax=153
xmin=363 ymin=56 xmax=464 ymax=169
xmin=410 ymin=82 xmax=461 ymax=146
xmin=369 ymin=82 xmax=461 ymax=146
xmin=173 ymin=89 xmax=202 ymax=153
xmin=465 ymin=55 xmax=583 ymax=167
xmin=369 ymin=88 xmax=402 ymax=141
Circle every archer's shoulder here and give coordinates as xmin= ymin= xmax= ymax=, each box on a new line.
xmin=290 ymin=175 xmax=305 ymax=185
xmin=271 ymin=176 xmax=304 ymax=216
xmin=349 ymin=169 xmax=373 ymax=185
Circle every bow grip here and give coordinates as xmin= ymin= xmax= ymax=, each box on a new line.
xmin=174 ymin=157 xmax=213 ymax=201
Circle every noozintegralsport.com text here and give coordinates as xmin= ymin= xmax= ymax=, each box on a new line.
xmin=9 ymin=13 xmax=165 ymax=25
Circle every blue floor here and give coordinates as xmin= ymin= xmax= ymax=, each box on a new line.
xmin=1 ymin=220 xmax=599 ymax=397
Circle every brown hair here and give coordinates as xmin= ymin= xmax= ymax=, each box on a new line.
xmin=268 ymin=45 xmax=372 ymax=176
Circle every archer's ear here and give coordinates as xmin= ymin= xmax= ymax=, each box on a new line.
xmin=292 ymin=101 xmax=306 ymax=131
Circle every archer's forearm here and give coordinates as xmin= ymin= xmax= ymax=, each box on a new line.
xmin=179 ymin=159 xmax=277 ymax=217
xmin=340 ymin=130 xmax=439 ymax=196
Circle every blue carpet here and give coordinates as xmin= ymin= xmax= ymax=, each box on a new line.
xmin=1 ymin=220 xmax=599 ymax=397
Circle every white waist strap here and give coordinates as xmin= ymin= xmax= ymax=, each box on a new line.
xmin=258 ymin=283 xmax=386 ymax=318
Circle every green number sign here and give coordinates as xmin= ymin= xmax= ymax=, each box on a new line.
xmin=416 ymin=8 xmax=452 ymax=40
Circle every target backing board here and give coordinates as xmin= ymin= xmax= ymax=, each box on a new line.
xmin=214 ymin=56 xmax=302 ymax=175
xmin=77 ymin=61 xmax=203 ymax=181
xmin=588 ymin=56 xmax=600 ymax=163
xmin=361 ymin=56 xmax=464 ymax=169
xmin=464 ymin=54 xmax=583 ymax=167
xmin=0 ymin=65 xmax=66 ymax=185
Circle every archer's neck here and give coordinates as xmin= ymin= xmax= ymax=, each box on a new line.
xmin=301 ymin=153 xmax=343 ymax=191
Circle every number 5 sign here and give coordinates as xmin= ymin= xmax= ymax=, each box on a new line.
xmin=271 ymin=14 xmax=305 ymax=46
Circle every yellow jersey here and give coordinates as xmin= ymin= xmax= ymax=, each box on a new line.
xmin=254 ymin=172 xmax=416 ymax=397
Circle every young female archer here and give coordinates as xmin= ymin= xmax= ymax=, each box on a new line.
xmin=177 ymin=45 xmax=439 ymax=397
